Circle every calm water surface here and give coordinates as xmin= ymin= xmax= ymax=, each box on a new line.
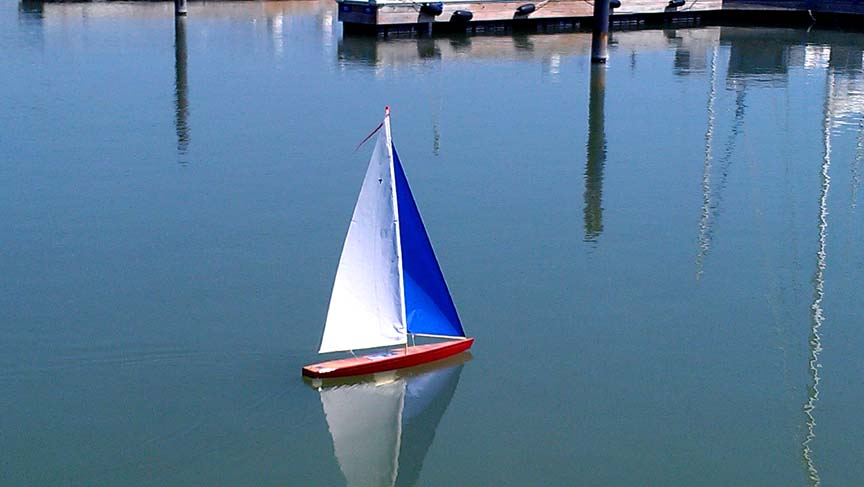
xmin=2 ymin=2 xmax=864 ymax=486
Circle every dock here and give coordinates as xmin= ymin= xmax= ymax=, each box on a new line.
xmin=339 ymin=0 xmax=720 ymax=33
xmin=337 ymin=0 xmax=864 ymax=34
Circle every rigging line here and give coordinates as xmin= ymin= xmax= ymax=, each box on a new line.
xmin=354 ymin=121 xmax=385 ymax=153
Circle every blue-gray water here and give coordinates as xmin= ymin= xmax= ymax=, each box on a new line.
xmin=3 ymin=2 xmax=864 ymax=486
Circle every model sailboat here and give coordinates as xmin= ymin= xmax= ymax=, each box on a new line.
xmin=302 ymin=107 xmax=473 ymax=379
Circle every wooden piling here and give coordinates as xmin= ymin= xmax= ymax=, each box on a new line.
xmin=175 ymin=0 xmax=187 ymax=16
xmin=591 ymin=0 xmax=610 ymax=63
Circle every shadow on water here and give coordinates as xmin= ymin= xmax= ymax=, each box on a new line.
xmin=584 ymin=64 xmax=606 ymax=242
xmin=175 ymin=16 xmax=190 ymax=162
xmin=305 ymin=353 xmax=470 ymax=487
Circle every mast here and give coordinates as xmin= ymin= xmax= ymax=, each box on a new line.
xmin=385 ymin=106 xmax=410 ymax=342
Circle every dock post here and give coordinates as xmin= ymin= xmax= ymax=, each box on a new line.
xmin=590 ymin=0 xmax=610 ymax=63
xmin=175 ymin=0 xmax=187 ymax=16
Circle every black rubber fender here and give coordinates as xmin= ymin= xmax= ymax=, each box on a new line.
xmin=516 ymin=4 xmax=536 ymax=15
xmin=450 ymin=9 xmax=473 ymax=22
xmin=420 ymin=2 xmax=444 ymax=16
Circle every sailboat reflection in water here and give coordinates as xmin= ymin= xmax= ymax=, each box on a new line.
xmin=307 ymin=354 xmax=469 ymax=487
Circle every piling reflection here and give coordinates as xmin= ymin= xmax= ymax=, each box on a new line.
xmin=417 ymin=37 xmax=441 ymax=60
xmin=16 ymin=1 xmax=44 ymax=48
xmin=854 ymin=120 xmax=864 ymax=209
xmin=430 ymin=97 xmax=442 ymax=156
xmin=695 ymin=46 xmax=718 ymax=278
xmin=802 ymin=59 xmax=836 ymax=487
xmin=584 ymin=64 xmax=606 ymax=242
xmin=18 ymin=0 xmax=44 ymax=19
xmin=307 ymin=354 xmax=469 ymax=487
xmin=174 ymin=16 xmax=190 ymax=159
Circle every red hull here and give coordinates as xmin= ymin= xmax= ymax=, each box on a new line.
xmin=302 ymin=338 xmax=474 ymax=378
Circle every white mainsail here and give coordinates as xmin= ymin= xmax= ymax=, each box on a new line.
xmin=319 ymin=114 xmax=406 ymax=353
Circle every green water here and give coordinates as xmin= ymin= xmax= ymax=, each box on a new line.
xmin=2 ymin=2 xmax=864 ymax=485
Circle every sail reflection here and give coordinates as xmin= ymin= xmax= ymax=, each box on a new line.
xmin=308 ymin=354 xmax=469 ymax=487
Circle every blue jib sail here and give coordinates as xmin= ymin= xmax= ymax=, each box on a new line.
xmin=392 ymin=145 xmax=466 ymax=338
